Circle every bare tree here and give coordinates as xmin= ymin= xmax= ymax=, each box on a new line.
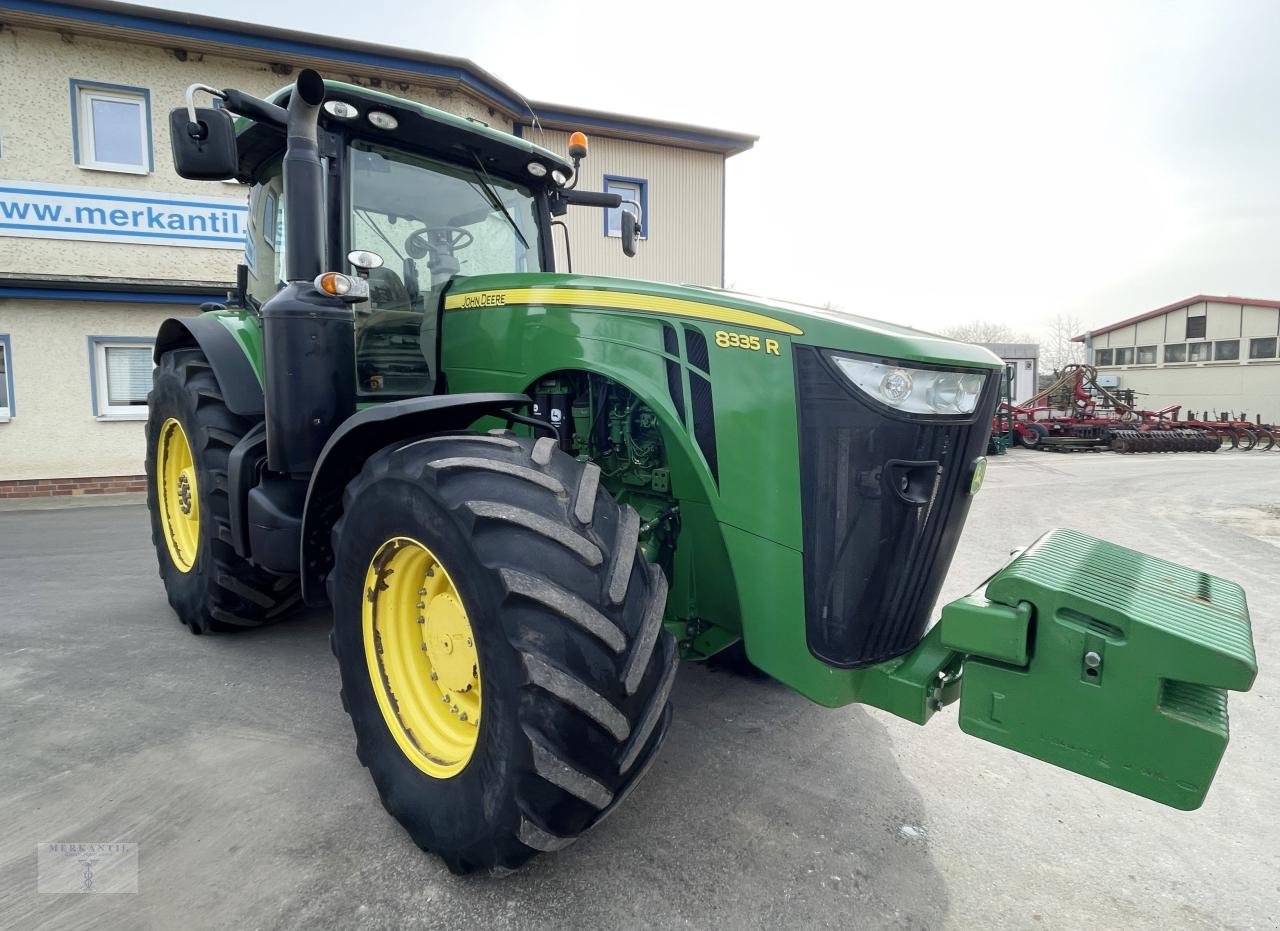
xmin=1038 ymin=314 xmax=1087 ymax=374
xmin=941 ymin=320 xmax=1033 ymax=344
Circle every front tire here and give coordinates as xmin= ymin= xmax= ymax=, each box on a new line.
xmin=329 ymin=432 xmax=678 ymax=874
xmin=146 ymin=348 xmax=301 ymax=633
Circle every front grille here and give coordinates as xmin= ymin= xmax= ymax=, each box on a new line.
xmin=795 ymin=346 xmax=997 ymax=667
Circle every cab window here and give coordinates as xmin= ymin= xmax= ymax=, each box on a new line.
xmin=245 ymin=158 xmax=286 ymax=308
xmin=347 ymin=142 xmax=542 ymax=398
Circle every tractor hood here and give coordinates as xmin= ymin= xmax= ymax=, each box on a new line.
xmin=445 ymin=273 xmax=1004 ymax=371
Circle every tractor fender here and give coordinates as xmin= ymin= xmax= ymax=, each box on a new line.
xmin=154 ymin=315 xmax=264 ymax=417
xmin=298 ymin=392 xmax=529 ymax=605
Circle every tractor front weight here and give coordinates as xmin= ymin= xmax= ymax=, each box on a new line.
xmin=856 ymin=528 xmax=1256 ymax=810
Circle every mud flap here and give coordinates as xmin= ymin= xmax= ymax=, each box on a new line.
xmin=941 ymin=528 xmax=1257 ymax=810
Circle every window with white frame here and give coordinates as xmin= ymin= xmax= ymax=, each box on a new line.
xmin=1249 ymin=337 xmax=1277 ymax=359
xmin=91 ymin=338 xmax=154 ymax=419
xmin=0 ymin=335 xmax=12 ymax=420
xmin=603 ymin=177 xmax=647 ymax=238
xmin=73 ymin=81 xmax=151 ymax=174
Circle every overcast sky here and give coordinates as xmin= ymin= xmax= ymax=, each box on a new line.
xmin=158 ymin=0 xmax=1280 ymax=337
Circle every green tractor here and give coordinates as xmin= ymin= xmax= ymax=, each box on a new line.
xmin=150 ymin=70 xmax=1257 ymax=874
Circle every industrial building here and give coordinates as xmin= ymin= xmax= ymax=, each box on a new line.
xmin=0 ymin=0 xmax=755 ymax=494
xmin=1078 ymin=295 xmax=1280 ymax=423
xmin=979 ymin=342 xmax=1040 ymax=404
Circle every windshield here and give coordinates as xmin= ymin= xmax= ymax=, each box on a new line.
xmin=348 ymin=142 xmax=543 ymax=397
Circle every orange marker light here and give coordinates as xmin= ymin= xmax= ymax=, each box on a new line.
xmin=318 ymin=272 xmax=350 ymax=296
xmin=568 ymin=131 xmax=588 ymax=160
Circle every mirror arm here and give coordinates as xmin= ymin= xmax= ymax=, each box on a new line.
xmin=555 ymin=189 xmax=623 ymax=209
xmin=220 ymin=89 xmax=289 ymax=130
xmin=183 ymin=83 xmax=225 ymax=138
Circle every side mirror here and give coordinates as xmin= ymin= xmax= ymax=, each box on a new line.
xmin=620 ymin=209 xmax=639 ymax=258
xmin=168 ymin=106 xmax=238 ymax=180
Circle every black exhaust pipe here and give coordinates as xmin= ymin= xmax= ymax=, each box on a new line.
xmin=260 ymin=70 xmax=356 ymax=477
xmin=282 ymin=68 xmax=326 ymax=282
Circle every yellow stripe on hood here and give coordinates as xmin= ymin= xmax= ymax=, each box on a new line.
xmin=443 ymin=287 xmax=804 ymax=336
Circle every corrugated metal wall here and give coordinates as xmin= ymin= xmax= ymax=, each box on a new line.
xmin=528 ymin=129 xmax=725 ymax=287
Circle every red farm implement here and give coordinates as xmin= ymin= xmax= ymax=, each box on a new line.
xmin=996 ymin=365 xmax=1278 ymax=454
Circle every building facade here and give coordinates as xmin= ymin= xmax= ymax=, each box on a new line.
xmin=1079 ymin=295 xmax=1280 ymax=423
xmin=0 ymin=0 xmax=754 ymax=493
xmin=979 ymin=342 xmax=1039 ymax=404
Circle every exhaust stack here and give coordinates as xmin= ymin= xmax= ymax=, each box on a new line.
xmin=283 ymin=68 xmax=326 ymax=283
xmin=260 ymin=70 xmax=356 ymax=476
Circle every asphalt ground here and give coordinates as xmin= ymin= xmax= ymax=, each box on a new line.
xmin=1 ymin=449 xmax=1276 ymax=929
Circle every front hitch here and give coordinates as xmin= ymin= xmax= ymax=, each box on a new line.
xmin=861 ymin=528 xmax=1257 ymax=810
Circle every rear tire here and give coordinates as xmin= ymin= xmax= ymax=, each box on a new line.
xmin=146 ymin=348 xmax=302 ymax=634
xmin=328 ymin=432 xmax=678 ymax=874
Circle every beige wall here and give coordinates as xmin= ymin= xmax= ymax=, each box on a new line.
xmin=1090 ymin=300 xmax=1280 ymax=421
xmin=1104 ymin=364 xmax=1280 ymax=422
xmin=0 ymin=24 xmax=513 ymax=283
xmin=0 ymin=300 xmax=196 ymax=480
xmin=531 ymin=128 xmax=725 ymax=287
xmin=1 ymin=23 xmax=719 ymax=287
xmin=0 ymin=20 xmax=730 ymax=481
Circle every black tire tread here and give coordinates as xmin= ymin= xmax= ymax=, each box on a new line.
xmin=327 ymin=432 xmax=677 ymax=873
xmin=146 ymin=348 xmax=301 ymax=633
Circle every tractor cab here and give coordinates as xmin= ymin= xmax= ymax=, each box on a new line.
xmin=229 ymin=82 xmax=568 ymax=400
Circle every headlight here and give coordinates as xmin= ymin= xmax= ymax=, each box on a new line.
xmin=829 ymin=355 xmax=987 ymax=415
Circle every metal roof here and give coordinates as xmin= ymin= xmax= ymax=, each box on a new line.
xmin=1 ymin=0 xmax=758 ymax=155
xmin=1072 ymin=294 xmax=1280 ymax=342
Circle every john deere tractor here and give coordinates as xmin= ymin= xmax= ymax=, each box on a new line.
xmin=149 ymin=70 xmax=1257 ymax=873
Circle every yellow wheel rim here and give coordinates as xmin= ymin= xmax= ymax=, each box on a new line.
xmin=157 ymin=417 xmax=200 ymax=573
xmin=363 ymin=536 xmax=482 ymax=778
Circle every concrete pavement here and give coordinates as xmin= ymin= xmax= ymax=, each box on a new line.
xmin=1 ymin=450 xmax=1276 ymax=929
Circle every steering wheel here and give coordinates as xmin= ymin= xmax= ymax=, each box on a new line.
xmin=405 ymin=226 xmax=474 ymax=260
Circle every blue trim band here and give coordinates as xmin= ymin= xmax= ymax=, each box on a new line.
xmin=526 ymin=109 xmax=746 ymax=151
xmin=0 ymin=185 xmax=248 ymax=211
xmin=0 ymin=221 xmax=239 ymax=242
xmin=12 ymin=1 xmax=751 ymax=153
xmin=0 ymin=287 xmax=221 ymax=304
xmin=0 ymin=333 xmax=14 ymax=417
xmin=13 ymin=0 xmax=526 ymax=115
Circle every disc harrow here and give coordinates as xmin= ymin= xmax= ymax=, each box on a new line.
xmin=1108 ymin=429 xmax=1219 ymax=454
xmin=996 ymin=365 xmax=1277 ymax=457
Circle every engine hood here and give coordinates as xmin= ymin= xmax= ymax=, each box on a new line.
xmin=445 ymin=273 xmax=1004 ymax=371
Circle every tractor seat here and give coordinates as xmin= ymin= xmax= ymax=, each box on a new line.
xmin=366 ymin=266 xmax=412 ymax=313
